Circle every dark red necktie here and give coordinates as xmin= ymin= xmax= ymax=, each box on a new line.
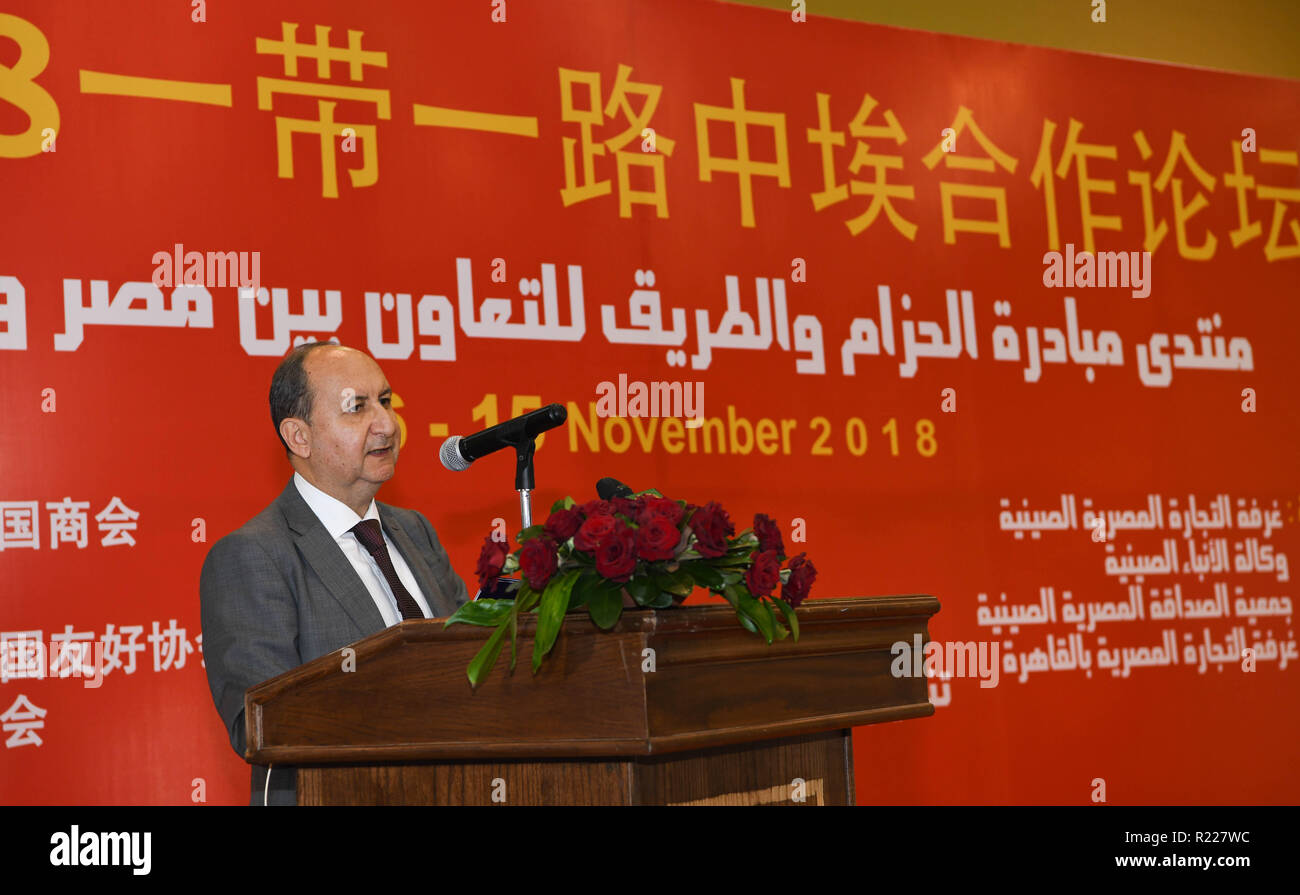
xmin=350 ymin=519 xmax=425 ymax=620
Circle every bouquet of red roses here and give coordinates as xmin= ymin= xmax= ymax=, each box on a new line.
xmin=444 ymin=489 xmax=817 ymax=686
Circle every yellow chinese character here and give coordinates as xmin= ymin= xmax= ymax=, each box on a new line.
xmin=1126 ymin=130 xmax=1217 ymax=259
xmin=1223 ymin=139 xmax=1261 ymax=249
xmin=1224 ymin=141 xmax=1300 ymax=261
xmin=559 ymin=64 xmax=674 ymax=218
xmin=1031 ymin=118 xmax=1122 ymax=253
xmin=255 ymin=23 xmax=390 ymax=199
xmin=1257 ymin=147 xmax=1300 ymax=261
xmin=695 ymin=78 xmax=789 ymax=229
xmin=921 ymin=106 xmax=1019 ymax=247
xmin=808 ymin=92 xmax=915 ymax=239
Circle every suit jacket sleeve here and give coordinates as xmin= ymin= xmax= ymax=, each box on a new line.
xmin=414 ymin=509 xmax=470 ymax=613
xmin=199 ymin=533 xmax=301 ymax=758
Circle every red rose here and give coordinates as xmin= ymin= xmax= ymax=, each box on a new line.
xmin=745 ymin=548 xmax=781 ymax=597
xmin=475 ymin=534 xmax=509 ymax=592
xmin=579 ymin=499 xmax=614 ymax=518
xmin=753 ymin=513 xmax=784 ymax=557
xmin=782 ymin=552 xmax=817 ymax=607
xmin=519 ymin=535 xmax=558 ymax=591
xmin=689 ymin=501 xmax=734 ymax=558
xmin=635 ymin=514 xmax=680 ymax=561
xmin=543 ymin=507 xmax=583 ymax=542
xmin=639 ymin=496 xmax=684 ymax=526
xmin=594 ymin=520 xmax=637 ymax=582
xmin=573 ymin=513 xmax=617 ymax=552
xmin=612 ymin=496 xmax=644 ymax=519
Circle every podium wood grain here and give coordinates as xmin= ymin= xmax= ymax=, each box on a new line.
xmin=245 ymin=595 xmax=939 ymax=805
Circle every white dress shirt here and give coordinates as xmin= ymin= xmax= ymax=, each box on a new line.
xmin=293 ymin=472 xmax=432 ymax=625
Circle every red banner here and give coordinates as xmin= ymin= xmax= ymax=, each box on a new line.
xmin=1 ymin=0 xmax=1298 ymax=805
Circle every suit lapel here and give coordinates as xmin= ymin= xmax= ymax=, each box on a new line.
xmin=275 ymin=477 xmax=387 ymax=635
xmin=379 ymin=503 xmax=449 ymax=618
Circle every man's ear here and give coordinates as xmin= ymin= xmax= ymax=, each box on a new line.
xmin=281 ymin=418 xmax=311 ymax=459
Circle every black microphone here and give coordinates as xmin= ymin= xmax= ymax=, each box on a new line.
xmin=596 ymin=477 xmax=635 ymax=500
xmin=440 ymin=403 xmax=567 ymax=471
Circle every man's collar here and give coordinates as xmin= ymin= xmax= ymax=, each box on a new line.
xmin=292 ymin=471 xmax=379 ymax=540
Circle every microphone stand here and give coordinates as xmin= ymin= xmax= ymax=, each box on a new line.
xmin=444 ymin=402 xmax=565 ymax=533
xmin=514 ymin=437 xmax=537 ymax=530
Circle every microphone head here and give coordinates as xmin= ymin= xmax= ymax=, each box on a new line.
xmin=439 ymin=436 xmax=472 ymax=471
xmin=596 ymin=477 xmax=634 ymax=500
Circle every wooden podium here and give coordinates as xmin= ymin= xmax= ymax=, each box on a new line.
xmin=244 ymin=595 xmax=939 ymax=805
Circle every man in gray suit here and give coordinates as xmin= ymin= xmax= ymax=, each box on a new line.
xmin=199 ymin=341 xmax=468 ymax=805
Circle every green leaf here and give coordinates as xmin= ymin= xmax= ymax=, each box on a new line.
xmin=666 ymin=568 xmax=696 ymax=596
xmin=571 ymin=571 xmax=617 ymax=611
xmin=680 ymin=561 xmax=723 ymax=589
xmin=444 ymin=598 xmax=515 ymax=628
xmin=671 ymin=577 xmax=695 ymax=598
xmin=467 ymin=621 xmax=510 ymax=687
xmin=514 ymin=582 xmax=540 ymax=614
xmin=550 ymin=496 xmax=576 ymax=515
xmin=620 ymin=575 xmax=672 ymax=608
xmin=772 ymin=617 xmax=789 ymax=640
xmin=516 ymin=525 xmax=545 ymax=543
xmin=586 ymin=584 xmax=623 ymax=629
xmin=649 ymin=570 xmax=684 ymax=598
xmin=725 ymin=582 xmax=773 ymax=644
xmin=632 ymin=488 xmax=664 ymax=498
xmin=770 ymin=596 xmax=800 ymax=642
xmin=727 ymin=531 xmax=758 ymax=551
xmin=569 ymin=571 xmax=598 ymax=606
xmin=720 ymin=582 xmax=740 ymax=607
xmin=741 ymin=594 xmax=776 ymax=644
xmin=509 ymin=605 xmax=518 ymax=671
xmin=509 ymin=583 xmax=535 ymax=672
xmin=532 ymin=570 xmax=580 ymax=673
xmin=624 ymin=576 xmax=658 ymax=607
xmin=646 ymin=590 xmax=674 ymax=608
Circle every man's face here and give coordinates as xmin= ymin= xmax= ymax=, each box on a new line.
xmin=297 ymin=348 xmax=400 ymax=499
